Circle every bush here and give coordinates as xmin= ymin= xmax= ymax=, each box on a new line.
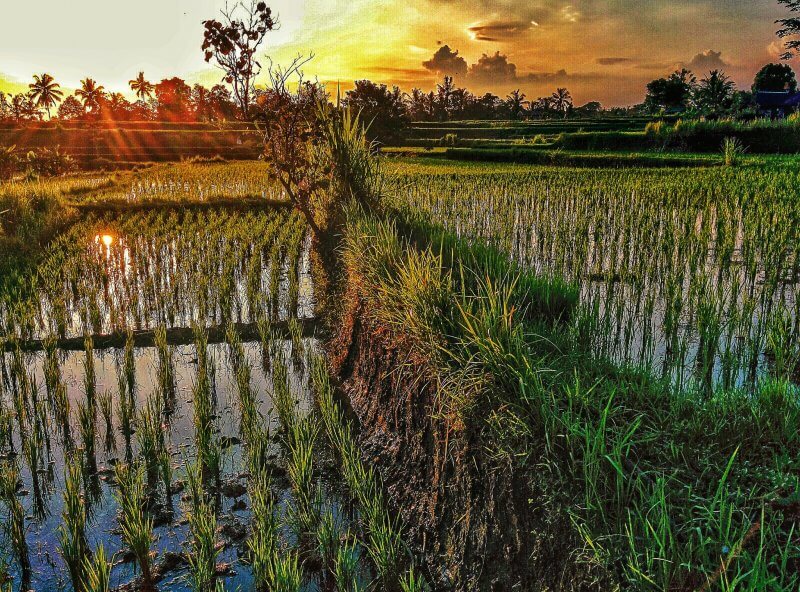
xmin=24 ymin=146 xmax=76 ymax=177
xmin=0 ymin=145 xmax=17 ymax=180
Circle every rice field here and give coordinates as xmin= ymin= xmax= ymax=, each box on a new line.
xmin=0 ymin=201 xmax=415 ymax=591
xmin=385 ymin=158 xmax=800 ymax=392
xmin=3 ymin=152 xmax=800 ymax=591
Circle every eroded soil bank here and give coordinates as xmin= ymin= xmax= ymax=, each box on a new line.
xmin=326 ymin=284 xmax=615 ymax=591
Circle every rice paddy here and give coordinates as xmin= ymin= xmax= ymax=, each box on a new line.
xmin=384 ymin=157 xmax=800 ymax=393
xmin=2 ymin=151 xmax=799 ymax=590
xmin=0 ymin=198 xmax=412 ymax=590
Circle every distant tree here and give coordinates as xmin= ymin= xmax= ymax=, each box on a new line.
xmin=202 ymin=0 xmax=276 ymax=119
xmin=550 ymin=88 xmax=573 ymax=118
xmin=730 ymin=90 xmax=758 ymax=116
xmin=776 ymin=1 xmax=800 ymax=59
xmin=576 ymin=101 xmax=602 ymax=116
xmin=693 ymin=70 xmax=735 ymax=114
xmin=645 ymin=68 xmax=696 ymax=112
xmin=752 ymin=63 xmax=797 ymax=93
xmin=0 ymin=92 xmax=10 ymax=121
xmin=28 ymin=73 xmax=63 ymax=119
xmin=105 ymin=93 xmax=133 ymax=120
xmin=155 ymin=77 xmax=194 ymax=121
xmin=10 ymin=94 xmax=40 ymax=122
xmin=476 ymin=92 xmax=500 ymax=118
xmin=449 ymin=87 xmax=474 ymax=119
xmin=435 ymin=76 xmax=457 ymax=120
xmin=129 ymin=72 xmax=155 ymax=101
xmin=208 ymin=84 xmax=239 ymax=120
xmin=529 ymin=96 xmax=553 ymax=119
xmin=57 ymin=95 xmax=85 ymax=120
xmin=75 ymin=78 xmax=106 ymax=113
xmin=342 ymin=80 xmax=409 ymax=143
xmin=407 ymin=88 xmax=431 ymax=121
xmin=504 ymin=89 xmax=528 ymax=120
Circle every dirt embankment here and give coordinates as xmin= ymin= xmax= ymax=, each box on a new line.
xmin=326 ymin=284 xmax=614 ymax=591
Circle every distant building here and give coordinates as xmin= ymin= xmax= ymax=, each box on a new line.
xmin=755 ymin=91 xmax=800 ymax=117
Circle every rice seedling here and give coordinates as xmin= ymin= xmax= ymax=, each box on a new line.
xmin=124 ymin=328 xmax=137 ymax=401
xmin=98 ymin=389 xmax=115 ymax=453
xmin=334 ymin=539 xmax=362 ymax=592
xmin=137 ymin=394 xmax=165 ymax=490
xmin=83 ymin=543 xmax=112 ymax=592
xmin=287 ymin=317 xmax=304 ymax=361
xmin=58 ymin=457 xmax=89 ymax=592
xmin=117 ymin=361 xmax=134 ymax=462
xmin=83 ymin=335 xmax=96 ymax=411
xmin=114 ymin=462 xmax=155 ymax=592
xmin=286 ymin=415 xmax=321 ymax=538
xmin=400 ymin=567 xmax=430 ymax=592
xmin=78 ymin=400 xmax=97 ymax=476
xmin=154 ymin=325 xmax=176 ymax=414
xmin=0 ymin=460 xmax=30 ymax=590
xmin=185 ymin=460 xmax=220 ymax=592
xmin=248 ymin=472 xmax=280 ymax=590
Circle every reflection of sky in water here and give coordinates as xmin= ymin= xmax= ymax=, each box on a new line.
xmin=2 ymin=337 xmax=364 ymax=591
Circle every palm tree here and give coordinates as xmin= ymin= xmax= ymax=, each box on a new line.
xmin=129 ymin=72 xmax=154 ymax=101
xmin=75 ymin=78 xmax=106 ymax=112
xmin=694 ymin=70 xmax=735 ymax=115
xmin=504 ymin=89 xmax=528 ymax=120
xmin=28 ymin=73 xmax=64 ymax=119
xmin=551 ymin=88 xmax=573 ymax=118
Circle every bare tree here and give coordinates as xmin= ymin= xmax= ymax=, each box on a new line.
xmin=202 ymin=1 xmax=276 ymax=119
xmin=255 ymin=55 xmax=327 ymax=234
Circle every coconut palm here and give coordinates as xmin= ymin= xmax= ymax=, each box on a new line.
xmin=75 ymin=78 xmax=106 ymax=112
xmin=129 ymin=72 xmax=154 ymax=101
xmin=694 ymin=70 xmax=735 ymax=115
xmin=504 ymin=89 xmax=528 ymax=120
xmin=28 ymin=73 xmax=63 ymax=119
xmin=551 ymin=87 xmax=573 ymax=118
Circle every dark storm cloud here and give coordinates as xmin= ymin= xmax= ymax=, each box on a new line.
xmin=422 ymin=45 xmax=468 ymax=76
xmin=468 ymin=52 xmax=517 ymax=82
xmin=422 ymin=46 xmax=593 ymax=87
xmin=467 ymin=19 xmax=535 ymax=41
xmin=596 ymin=57 xmax=632 ymax=66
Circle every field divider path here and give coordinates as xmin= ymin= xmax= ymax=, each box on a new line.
xmin=4 ymin=318 xmax=319 ymax=352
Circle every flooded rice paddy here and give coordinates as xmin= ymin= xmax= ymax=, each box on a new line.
xmin=0 ymin=209 xmax=370 ymax=591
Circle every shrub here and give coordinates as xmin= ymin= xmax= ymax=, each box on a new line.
xmin=0 ymin=145 xmax=16 ymax=180
xmin=25 ymin=146 xmax=75 ymax=177
xmin=721 ymin=136 xmax=747 ymax=166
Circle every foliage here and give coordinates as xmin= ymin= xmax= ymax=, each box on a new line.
xmin=201 ymin=0 xmax=276 ymax=118
xmin=342 ymin=80 xmax=409 ymax=143
xmin=751 ymin=62 xmax=797 ymax=93
xmin=645 ymin=68 xmax=696 ymax=113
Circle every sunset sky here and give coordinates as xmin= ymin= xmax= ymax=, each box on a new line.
xmin=0 ymin=0 xmax=795 ymax=106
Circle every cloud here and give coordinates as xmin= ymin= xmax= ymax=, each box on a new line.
xmin=468 ymin=52 xmax=517 ymax=82
xmin=422 ymin=44 xmax=468 ymax=76
xmin=525 ymin=69 xmax=570 ymax=82
xmin=596 ymin=57 xmax=632 ymax=66
xmin=685 ymin=49 xmax=730 ymax=71
xmin=467 ymin=19 xmax=535 ymax=41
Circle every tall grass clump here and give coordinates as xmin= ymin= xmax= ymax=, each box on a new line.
xmin=721 ymin=136 xmax=747 ymax=166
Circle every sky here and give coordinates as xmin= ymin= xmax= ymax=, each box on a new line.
xmin=0 ymin=0 xmax=796 ymax=106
